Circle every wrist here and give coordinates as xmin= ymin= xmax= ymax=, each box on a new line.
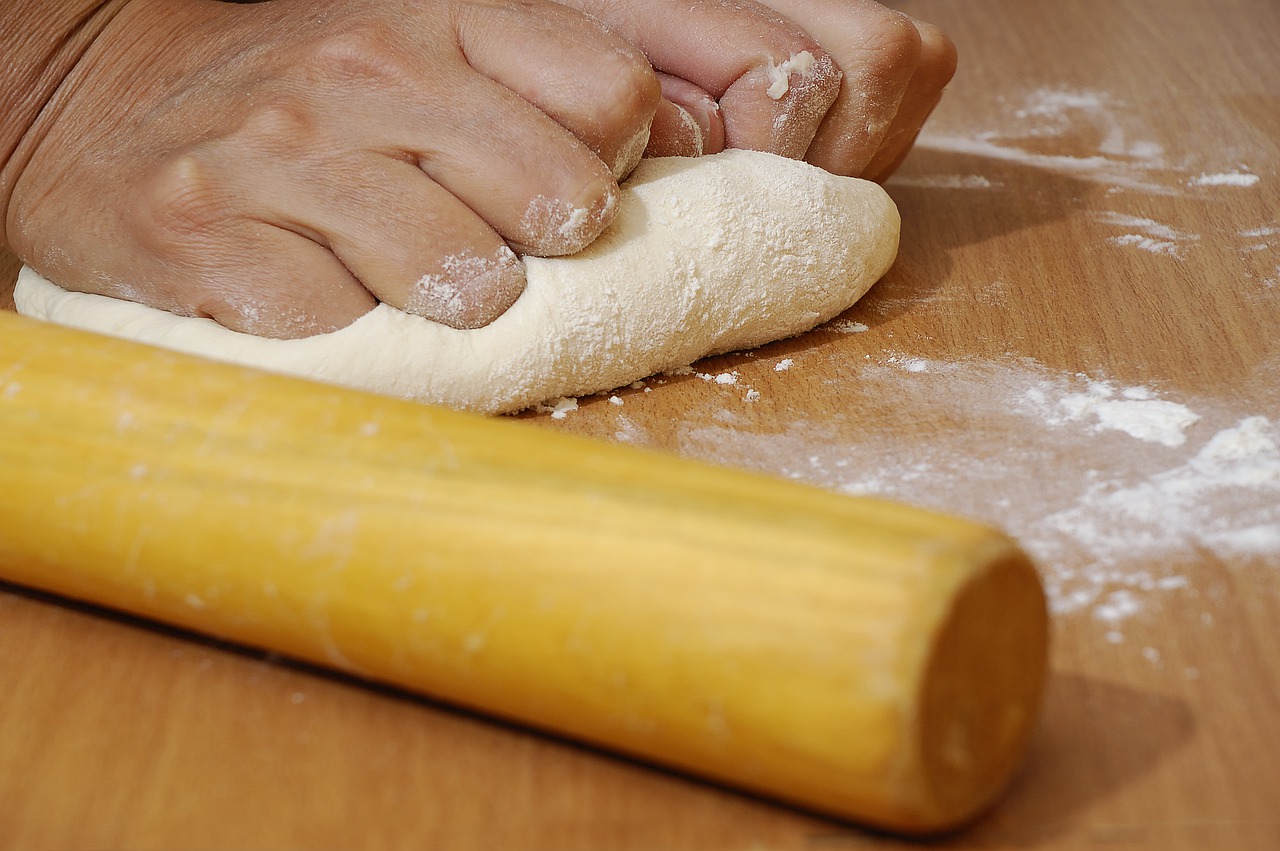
xmin=0 ymin=0 xmax=133 ymax=251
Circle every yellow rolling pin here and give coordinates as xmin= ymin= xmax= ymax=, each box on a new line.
xmin=0 ymin=309 xmax=1048 ymax=834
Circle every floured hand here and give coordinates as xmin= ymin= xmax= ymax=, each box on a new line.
xmin=2 ymin=0 xmax=952 ymax=340
xmin=581 ymin=0 xmax=956 ymax=180
xmin=4 ymin=0 xmax=661 ymax=338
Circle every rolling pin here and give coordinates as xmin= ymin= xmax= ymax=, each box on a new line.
xmin=0 ymin=309 xmax=1048 ymax=834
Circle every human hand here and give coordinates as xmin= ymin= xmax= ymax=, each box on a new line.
xmin=5 ymin=0 xmax=661 ymax=338
xmin=590 ymin=0 xmax=956 ymax=181
xmin=4 ymin=0 xmax=951 ymax=340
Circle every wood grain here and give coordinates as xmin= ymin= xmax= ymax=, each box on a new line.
xmin=0 ymin=248 xmax=18 ymax=311
xmin=2 ymin=0 xmax=1278 ymax=847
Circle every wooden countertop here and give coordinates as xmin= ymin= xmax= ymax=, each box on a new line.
xmin=2 ymin=0 xmax=1277 ymax=847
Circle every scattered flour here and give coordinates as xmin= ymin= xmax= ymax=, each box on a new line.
xmin=886 ymin=355 xmax=930 ymax=374
xmin=888 ymin=174 xmax=1000 ymax=190
xmin=1188 ymin=171 xmax=1261 ymax=187
xmin=1025 ymin=378 xmax=1201 ymax=446
xmin=912 ymin=87 xmax=1211 ymax=197
xmin=1094 ymin=212 xmax=1201 ymax=258
xmin=827 ymin=319 xmax=869 ymax=333
xmin=1106 ymin=234 xmax=1182 ymax=257
xmin=690 ymin=369 xmax=739 ymax=385
xmin=1036 ymin=414 xmax=1280 ymax=603
xmin=671 ymin=355 xmax=1279 ymax=630
xmin=537 ymin=396 xmax=579 ymax=419
xmin=613 ymin=413 xmax=646 ymax=444
xmin=896 ymin=84 xmax=1275 ymax=299
xmin=915 ymin=85 xmax=1178 ymax=196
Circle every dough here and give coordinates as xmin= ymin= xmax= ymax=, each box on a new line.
xmin=16 ymin=150 xmax=898 ymax=414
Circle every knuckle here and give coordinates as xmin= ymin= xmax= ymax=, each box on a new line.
xmin=302 ymin=26 xmax=407 ymax=88
xmin=857 ymin=10 xmax=925 ymax=79
xmin=589 ymin=49 xmax=662 ymax=135
xmin=236 ymin=97 xmax=317 ymax=152
xmin=133 ymin=153 xmax=229 ymax=245
xmin=587 ymin=51 xmax=661 ymax=176
xmin=915 ymin=22 xmax=959 ymax=88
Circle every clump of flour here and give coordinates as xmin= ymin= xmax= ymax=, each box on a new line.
xmin=1188 ymin=171 xmax=1260 ymax=187
xmin=1024 ymin=378 xmax=1200 ymax=446
xmin=536 ymin=397 xmax=579 ymax=419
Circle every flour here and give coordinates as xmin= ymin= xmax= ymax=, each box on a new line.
xmin=914 ymin=83 xmax=1178 ymax=195
xmin=1025 ymin=378 xmax=1201 ymax=446
xmin=888 ymin=174 xmax=999 ymax=190
xmin=913 ymin=132 xmax=1179 ymax=196
xmin=759 ymin=83 xmax=1280 ymax=652
xmin=537 ymin=396 xmax=579 ymax=419
xmin=686 ymin=368 xmax=761 ymax=401
xmin=1188 ymin=171 xmax=1261 ymax=187
xmin=765 ymin=51 xmax=817 ymax=100
xmin=900 ymin=85 xmax=1279 ymax=287
xmin=1094 ymin=213 xmax=1200 ymax=259
xmin=1106 ymin=234 xmax=1182 ymax=257
xmin=909 ymin=88 xmax=1177 ymax=195
xmin=671 ymin=355 xmax=1279 ymax=630
xmin=889 ymin=355 xmax=929 ymax=373
xmin=1037 ymin=414 xmax=1280 ymax=584
xmin=827 ymin=319 xmax=869 ymax=333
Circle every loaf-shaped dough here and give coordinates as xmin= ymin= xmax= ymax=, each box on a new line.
xmin=16 ymin=150 xmax=898 ymax=413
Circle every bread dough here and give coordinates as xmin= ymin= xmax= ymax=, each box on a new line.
xmin=15 ymin=150 xmax=898 ymax=414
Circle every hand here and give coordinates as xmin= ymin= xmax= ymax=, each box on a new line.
xmin=7 ymin=0 xmax=661 ymax=338
xmin=5 ymin=0 xmax=952 ymax=340
xmin=586 ymin=0 xmax=956 ymax=181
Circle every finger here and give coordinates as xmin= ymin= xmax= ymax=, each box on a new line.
xmin=119 ymin=152 xmax=375 ymax=338
xmin=406 ymin=72 xmax=619 ymax=257
xmin=292 ymin=22 xmax=623 ymax=258
xmin=753 ymin=0 xmax=926 ymax=176
xmin=458 ymin=0 xmax=662 ymax=178
xmin=645 ymin=72 xmax=726 ymax=157
xmin=562 ymin=0 xmax=841 ymax=159
xmin=189 ymin=224 xmax=377 ymax=339
xmin=861 ymin=19 xmax=958 ymax=181
xmin=229 ymin=150 xmax=526 ymax=330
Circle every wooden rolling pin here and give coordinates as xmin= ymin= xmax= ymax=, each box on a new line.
xmin=0 ymin=310 xmax=1048 ymax=834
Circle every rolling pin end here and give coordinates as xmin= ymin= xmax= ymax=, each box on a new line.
xmin=900 ymin=546 xmax=1049 ymax=834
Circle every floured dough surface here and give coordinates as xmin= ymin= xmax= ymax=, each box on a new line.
xmin=16 ymin=150 xmax=898 ymax=414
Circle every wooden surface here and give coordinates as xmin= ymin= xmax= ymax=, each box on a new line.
xmin=2 ymin=0 xmax=1278 ymax=847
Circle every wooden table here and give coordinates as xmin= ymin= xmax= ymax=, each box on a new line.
xmin=3 ymin=0 xmax=1277 ymax=847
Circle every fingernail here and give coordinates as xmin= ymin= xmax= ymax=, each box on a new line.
xmin=679 ymin=99 xmax=721 ymax=156
xmin=610 ymin=119 xmax=652 ymax=179
xmin=646 ymin=101 xmax=704 ymax=158
xmin=408 ymin=245 xmax=526 ymax=329
xmin=733 ymin=51 xmax=841 ymax=158
xmin=517 ymin=177 xmax=618 ymax=256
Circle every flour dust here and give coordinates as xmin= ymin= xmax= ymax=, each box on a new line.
xmin=672 ymin=354 xmax=1280 ymax=634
